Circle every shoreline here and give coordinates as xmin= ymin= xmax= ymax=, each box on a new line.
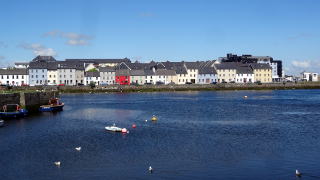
xmin=1 ymin=82 xmax=320 ymax=94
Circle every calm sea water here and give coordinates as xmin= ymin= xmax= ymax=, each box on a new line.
xmin=1 ymin=90 xmax=320 ymax=180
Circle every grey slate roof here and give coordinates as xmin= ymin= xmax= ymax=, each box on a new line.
xmin=130 ymin=70 xmax=145 ymax=76
xmin=85 ymin=71 xmax=100 ymax=77
xmin=57 ymin=61 xmax=84 ymax=70
xmin=32 ymin=56 xmax=56 ymax=62
xmin=115 ymin=69 xmax=130 ymax=76
xmin=0 ymin=68 xmax=28 ymax=75
xmin=249 ymin=63 xmax=272 ymax=69
xmin=236 ymin=66 xmax=253 ymax=74
xmin=214 ymin=62 xmax=240 ymax=70
xmin=99 ymin=66 xmax=115 ymax=72
xmin=184 ymin=62 xmax=202 ymax=69
xmin=155 ymin=69 xmax=176 ymax=76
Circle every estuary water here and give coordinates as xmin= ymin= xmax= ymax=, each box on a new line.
xmin=1 ymin=90 xmax=320 ymax=180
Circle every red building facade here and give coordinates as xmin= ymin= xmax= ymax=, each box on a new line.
xmin=115 ymin=69 xmax=130 ymax=85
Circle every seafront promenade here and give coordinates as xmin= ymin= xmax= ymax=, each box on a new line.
xmin=1 ymin=82 xmax=320 ymax=94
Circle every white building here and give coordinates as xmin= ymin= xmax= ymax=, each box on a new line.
xmin=0 ymin=69 xmax=29 ymax=86
xmin=28 ymin=56 xmax=56 ymax=85
xmin=99 ymin=66 xmax=115 ymax=85
xmin=84 ymin=71 xmax=100 ymax=85
xmin=301 ymin=72 xmax=318 ymax=82
xmin=235 ymin=66 xmax=254 ymax=83
xmin=198 ymin=67 xmax=217 ymax=84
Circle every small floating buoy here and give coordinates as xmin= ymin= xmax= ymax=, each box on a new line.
xmin=75 ymin=147 xmax=81 ymax=151
xmin=54 ymin=161 xmax=61 ymax=166
xmin=296 ymin=169 xmax=301 ymax=177
xmin=151 ymin=115 xmax=157 ymax=121
xmin=145 ymin=120 xmax=148 ymax=122
xmin=121 ymin=128 xmax=127 ymax=133
xmin=244 ymin=96 xmax=248 ymax=98
xmin=149 ymin=166 xmax=153 ymax=173
xmin=132 ymin=124 xmax=136 ymax=128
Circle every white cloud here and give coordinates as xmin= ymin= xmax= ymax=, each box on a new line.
xmin=292 ymin=60 xmax=310 ymax=68
xmin=44 ymin=30 xmax=92 ymax=46
xmin=19 ymin=43 xmax=57 ymax=56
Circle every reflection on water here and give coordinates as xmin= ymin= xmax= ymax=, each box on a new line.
xmin=1 ymin=90 xmax=320 ymax=180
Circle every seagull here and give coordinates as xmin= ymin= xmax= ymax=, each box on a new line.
xmin=145 ymin=120 xmax=148 ymax=122
xmin=296 ymin=169 xmax=301 ymax=177
xmin=75 ymin=147 xmax=81 ymax=151
xmin=149 ymin=166 xmax=153 ymax=173
xmin=54 ymin=161 xmax=61 ymax=166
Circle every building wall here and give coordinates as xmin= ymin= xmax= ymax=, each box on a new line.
xmin=253 ymin=69 xmax=272 ymax=83
xmin=197 ymin=74 xmax=217 ymax=84
xmin=58 ymin=69 xmax=76 ymax=86
xmin=0 ymin=74 xmax=29 ymax=86
xmin=29 ymin=69 xmax=47 ymax=85
xmin=186 ymin=69 xmax=198 ymax=83
xmin=130 ymin=75 xmax=145 ymax=85
xmin=75 ymin=70 xmax=84 ymax=85
xmin=216 ymin=69 xmax=236 ymax=83
xmin=47 ymin=70 xmax=58 ymax=85
xmin=166 ymin=75 xmax=178 ymax=84
xmin=116 ymin=76 xmax=130 ymax=85
xmin=235 ymin=74 xmax=254 ymax=83
xmin=84 ymin=76 xmax=100 ymax=85
xmin=100 ymin=71 xmax=115 ymax=85
xmin=177 ymin=74 xmax=188 ymax=84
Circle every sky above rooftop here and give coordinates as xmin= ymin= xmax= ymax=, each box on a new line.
xmin=0 ymin=0 xmax=320 ymax=75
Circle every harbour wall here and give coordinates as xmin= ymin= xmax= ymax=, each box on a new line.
xmin=0 ymin=92 xmax=57 ymax=112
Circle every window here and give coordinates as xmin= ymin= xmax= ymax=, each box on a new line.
xmin=16 ymin=75 xmax=18 ymax=79
xmin=42 ymin=75 xmax=44 ymax=78
xmin=36 ymin=75 xmax=38 ymax=78
xmin=42 ymin=69 xmax=44 ymax=73
xmin=12 ymin=75 xmax=14 ymax=79
xmin=49 ymin=75 xmax=52 ymax=78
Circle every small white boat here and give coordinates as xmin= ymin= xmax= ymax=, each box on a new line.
xmin=0 ymin=119 xmax=4 ymax=127
xmin=105 ymin=124 xmax=123 ymax=132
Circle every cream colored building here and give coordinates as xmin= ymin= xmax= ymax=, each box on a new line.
xmin=214 ymin=62 xmax=237 ymax=83
xmin=250 ymin=64 xmax=272 ymax=83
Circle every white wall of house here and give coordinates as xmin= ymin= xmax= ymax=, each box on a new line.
xmin=197 ymin=74 xmax=217 ymax=84
xmin=84 ymin=76 xmax=100 ymax=85
xmin=130 ymin=75 xmax=145 ymax=85
xmin=236 ymin=74 xmax=254 ymax=83
xmin=186 ymin=69 xmax=198 ymax=83
xmin=75 ymin=70 xmax=84 ymax=85
xmin=145 ymin=75 xmax=155 ymax=84
xmin=47 ymin=70 xmax=58 ymax=85
xmin=58 ymin=69 xmax=76 ymax=86
xmin=29 ymin=69 xmax=47 ymax=85
xmin=302 ymin=72 xmax=318 ymax=82
xmin=100 ymin=71 xmax=115 ymax=85
xmin=0 ymin=74 xmax=29 ymax=86
xmin=177 ymin=74 xmax=188 ymax=84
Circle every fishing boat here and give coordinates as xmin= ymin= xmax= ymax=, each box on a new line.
xmin=39 ymin=98 xmax=64 ymax=112
xmin=105 ymin=124 xmax=123 ymax=132
xmin=0 ymin=104 xmax=28 ymax=119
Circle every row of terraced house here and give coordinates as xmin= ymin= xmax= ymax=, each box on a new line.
xmin=0 ymin=54 xmax=284 ymax=86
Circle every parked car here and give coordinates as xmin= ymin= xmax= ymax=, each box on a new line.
xmin=230 ymin=81 xmax=235 ymax=83
xmin=130 ymin=82 xmax=139 ymax=86
xmin=211 ymin=82 xmax=217 ymax=84
xmin=144 ymin=82 xmax=152 ymax=85
xmin=58 ymin=84 xmax=65 ymax=86
xmin=156 ymin=81 xmax=165 ymax=85
xmin=77 ymin=83 xmax=84 ymax=86
xmin=256 ymin=81 xmax=262 ymax=85
xmin=185 ymin=82 xmax=193 ymax=85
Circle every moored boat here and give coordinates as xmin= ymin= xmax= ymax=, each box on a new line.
xmin=39 ymin=98 xmax=64 ymax=112
xmin=105 ymin=124 xmax=123 ymax=132
xmin=0 ymin=119 xmax=4 ymax=127
xmin=0 ymin=104 xmax=28 ymax=119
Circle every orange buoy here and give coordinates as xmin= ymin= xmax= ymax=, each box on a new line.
xmin=132 ymin=124 xmax=136 ymax=128
xmin=121 ymin=128 xmax=128 ymax=133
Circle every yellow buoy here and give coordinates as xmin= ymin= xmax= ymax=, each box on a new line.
xmin=151 ymin=115 xmax=157 ymax=121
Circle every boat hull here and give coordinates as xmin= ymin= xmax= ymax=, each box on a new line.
xmin=39 ymin=104 xmax=64 ymax=112
xmin=0 ymin=120 xmax=4 ymax=127
xmin=0 ymin=109 xmax=28 ymax=119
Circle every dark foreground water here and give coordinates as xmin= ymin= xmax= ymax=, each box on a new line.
xmin=1 ymin=90 xmax=320 ymax=180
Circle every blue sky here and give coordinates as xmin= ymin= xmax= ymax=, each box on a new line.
xmin=0 ymin=0 xmax=320 ymax=74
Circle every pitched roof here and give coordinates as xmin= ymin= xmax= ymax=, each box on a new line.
xmin=99 ymin=66 xmax=115 ymax=72
xmin=130 ymin=70 xmax=145 ymax=76
xmin=85 ymin=71 xmax=100 ymax=77
xmin=0 ymin=68 xmax=28 ymax=75
xmin=214 ymin=62 xmax=240 ymax=69
xmin=236 ymin=66 xmax=253 ymax=74
xmin=155 ymin=69 xmax=176 ymax=76
xmin=249 ymin=63 xmax=272 ymax=69
xmin=115 ymin=69 xmax=130 ymax=76
xmin=32 ymin=56 xmax=56 ymax=62
xmin=57 ymin=61 xmax=84 ymax=70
